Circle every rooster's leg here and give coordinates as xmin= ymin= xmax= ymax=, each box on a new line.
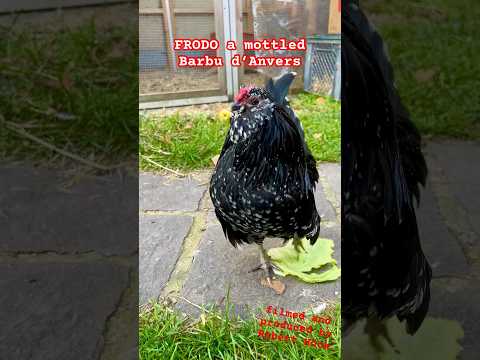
xmin=249 ymin=244 xmax=276 ymax=285
xmin=364 ymin=317 xmax=400 ymax=354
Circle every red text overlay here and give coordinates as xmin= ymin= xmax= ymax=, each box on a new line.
xmin=256 ymin=305 xmax=336 ymax=351
xmin=173 ymin=38 xmax=306 ymax=68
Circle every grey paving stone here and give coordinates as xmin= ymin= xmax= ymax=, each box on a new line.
xmin=140 ymin=173 xmax=207 ymax=212
xmin=315 ymin=180 xmax=337 ymax=222
xmin=426 ymin=141 xmax=480 ymax=239
xmin=140 ymin=215 xmax=193 ymax=305
xmin=319 ymin=163 xmax=341 ymax=206
xmin=429 ymin=278 xmax=480 ymax=360
xmin=0 ymin=164 xmax=137 ymax=256
xmin=417 ymin=182 xmax=469 ymax=277
xmin=178 ymin=220 xmax=340 ymax=318
xmin=0 ymin=262 xmax=129 ymax=360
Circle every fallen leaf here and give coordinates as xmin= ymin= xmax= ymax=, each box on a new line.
xmin=316 ymin=97 xmax=326 ymax=105
xmin=313 ymin=133 xmax=323 ymax=140
xmin=260 ymin=278 xmax=286 ymax=295
xmin=268 ymin=238 xmax=341 ymax=283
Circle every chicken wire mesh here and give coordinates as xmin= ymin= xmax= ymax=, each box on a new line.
xmin=139 ymin=0 xmax=222 ymax=96
xmin=139 ymin=14 xmax=167 ymax=73
xmin=304 ymin=35 xmax=341 ymax=99
xmin=248 ymin=0 xmax=331 ymax=88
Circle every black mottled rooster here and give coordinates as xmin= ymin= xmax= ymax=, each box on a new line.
xmin=342 ymin=0 xmax=432 ymax=349
xmin=210 ymin=72 xmax=320 ymax=287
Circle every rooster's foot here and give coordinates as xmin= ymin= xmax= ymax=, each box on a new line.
xmin=364 ymin=317 xmax=400 ymax=354
xmin=249 ymin=262 xmax=278 ymax=280
xmin=251 ymin=244 xmax=285 ymax=294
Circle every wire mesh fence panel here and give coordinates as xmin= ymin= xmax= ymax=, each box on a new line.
xmin=170 ymin=11 xmax=220 ymax=92
xmin=139 ymin=0 xmax=225 ymax=101
xmin=304 ymin=36 xmax=340 ymax=98
xmin=246 ymin=0 xmax=332 ymax=90
xmin=139 ymin=13 xmax=168 ymax=94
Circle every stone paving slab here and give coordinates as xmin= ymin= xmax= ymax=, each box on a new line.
xmin=0 ymin=262 xmax=129 ymax=360
xmin=426 ymin=141 xmax=480 ymax=239
xmin=429 ymin=278 xmax=480 ymax=360
xmin=140 ymin=215 xmax=193 ymax=305
xmin=178 ymin=219 xmax=341 ymax=317
xmin=319 ymin=163 xmax=341 ymax=207
xmin=139 ymin=173 xmax=207 ymax=212
xmin=314 ymin=180 xmax=337 ymax=222
xmin=0 ymin=165 xmax=137 ymax=256
xmin=417 ymin=181 xmax=469 ymax=277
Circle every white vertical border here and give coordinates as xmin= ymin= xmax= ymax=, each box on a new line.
xmin=222 ymin=0 xmax=234 ymax=99
xmin=229 ymin=0 xmax=239 ymax=97
xmin=163 ymin=0 xmax=177 ymax=72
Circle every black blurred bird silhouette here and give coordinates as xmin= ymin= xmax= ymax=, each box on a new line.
xmin=210 ymin=72 xmax=320 ymax=288
xmin=342 ymin=0 xmax=432 ymax=350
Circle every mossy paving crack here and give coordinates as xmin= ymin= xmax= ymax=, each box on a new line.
xmin=427 ymin=153 xmax=480 ymax=265
xmin=160 ymin=189 xmax=210 ymax=299
xmin=318 ymin=171 xmax=340 ymax=223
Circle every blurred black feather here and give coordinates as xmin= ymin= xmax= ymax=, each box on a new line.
xmin=342 ymin=0 xmax=431 ymax=335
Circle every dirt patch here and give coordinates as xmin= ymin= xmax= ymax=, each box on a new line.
xmin=140 ymin=70 xmax=267 ymax=95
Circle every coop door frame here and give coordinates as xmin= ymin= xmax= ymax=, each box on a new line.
xmin=139 ymin=0 xmax=242 ymax=109
xmin=222 ymin=0 xmax=243 ymax=100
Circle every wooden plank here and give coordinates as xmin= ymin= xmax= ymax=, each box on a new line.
xmin=162 ymin=0 xmax=176 ymax=72
xmin=174 ymin=9 xmax=214 ymax=14
xmin=140 ymin=9 xmax=165 ymax=15
xmin=140 ymin=88 xmax=223 ymax=102
xmin=139 ymin=95 xmax=229 ymax=109
xmin=174 ymin=9 xmax=249 ymax=15
xmin=159 ymin=3 xmax=171 ymax=71
xmin=222 ymin=0 xmax=234 ymax=99
xmin=328 ymin=0 xmax=341 ymax=34
xmin=173 ymin=0 xmax=213 ymax=12
xmin=244 ymin=0 xmax=253 ymax=33
xmin=235 ymin=0 xmax=244 ymax=91
xmin=0 ymin=0 xmax=131 ymax=13
xmin=305 ymin=0 xmax=318 ymax=35
xmin=214 ymin=0 xmax=227 ymax=95
xmin=169 ymin=0 xmax=177 ymax=71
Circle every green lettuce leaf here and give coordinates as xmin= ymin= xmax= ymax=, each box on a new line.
xmin=268 ymin=237 xmax=341 ymax=283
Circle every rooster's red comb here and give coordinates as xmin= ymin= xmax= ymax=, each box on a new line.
xmin=235 ymin=85 xmax=254 ymax=103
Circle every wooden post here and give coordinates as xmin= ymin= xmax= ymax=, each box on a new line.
xmin=328 ymin=0 xmax=341 ymax=34
xmin=235 ymin=0 xmax=244 ymax=91
xmin=162 ymin=0 xmax=177 ymax=72
xmin=305 ymin=0 xmax=317 ymax=35
xmin=215 ymin=0 xmax=227 ymax=96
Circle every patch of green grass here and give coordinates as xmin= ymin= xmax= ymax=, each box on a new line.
xmin=292 ymin=94 xmax=341 ymax=163
xmin=139 ymin=300 xmax=341 ymax=360
xmin=140 ymin=93 xmax=340 ymax=172
xmin=140 ymin=112 xmax=228 ymax=171
xmin=363 ymin=0 xmax=480 ymax=138
xmin=0 ymin=21 xmax=138 ymax=167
